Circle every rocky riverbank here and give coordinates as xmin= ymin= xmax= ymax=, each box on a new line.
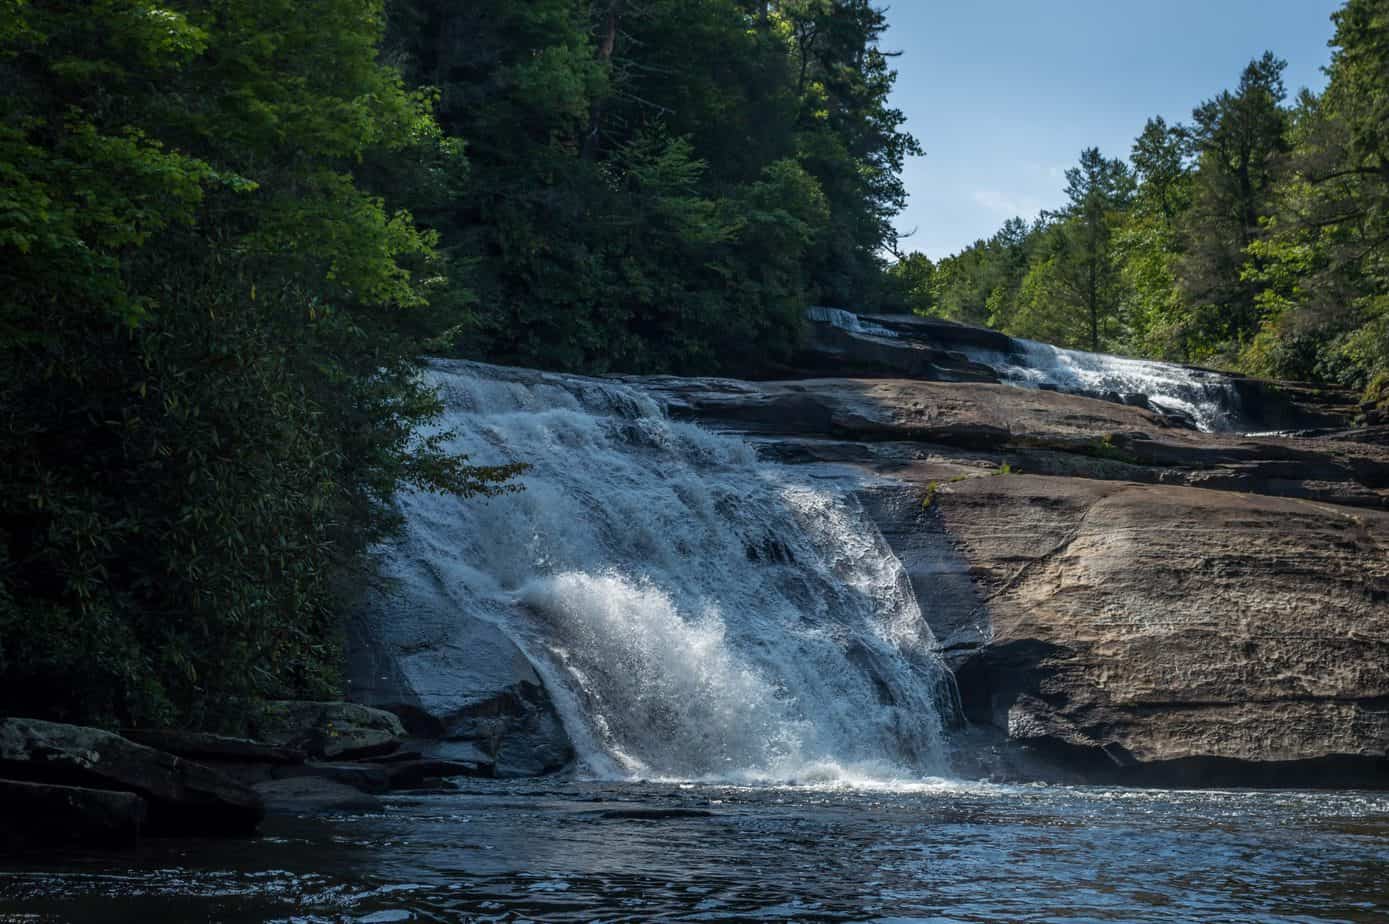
xmin=0 ymin=703 xmax=493 ymax=850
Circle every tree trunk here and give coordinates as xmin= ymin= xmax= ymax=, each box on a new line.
xmin=581 ymin=3 xmax=621 ymax=161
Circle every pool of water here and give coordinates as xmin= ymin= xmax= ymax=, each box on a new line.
xmin=2 ymin=780 xmax=1387 ymax=922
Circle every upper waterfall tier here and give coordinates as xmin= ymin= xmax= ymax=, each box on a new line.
xmin=373 ymin=360 xmax=955 ymax=782
xmin=962 ymin=337 xmax=1242 ymax=431
xmin=801 ymin=309 xmax=1357 ymax=433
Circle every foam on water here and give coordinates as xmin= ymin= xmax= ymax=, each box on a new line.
xmin=980 ymin=338 xmax=1243 ymax=431
xmin=384 ymin=361 xmax=954 ymax=783
xmin=806 ymin=306 xmax=899 ymax=338
xmin=806 ymin=308 xmax=1246 ymax=431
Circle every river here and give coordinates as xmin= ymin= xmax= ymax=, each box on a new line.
xmin=3 ymin=779 xmax=1387 ymax=922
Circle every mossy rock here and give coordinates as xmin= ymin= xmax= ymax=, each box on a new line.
xmin=251 ymin=702 xmax=406 ymax=761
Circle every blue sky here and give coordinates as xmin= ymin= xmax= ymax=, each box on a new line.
xmin=884 ymin=0 xmax=1343 ymax=259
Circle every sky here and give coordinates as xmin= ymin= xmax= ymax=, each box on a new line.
xmin=884 ymin=0 xmax=1344 ymax=259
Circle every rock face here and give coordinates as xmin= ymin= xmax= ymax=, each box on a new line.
xmin=0 ymin=718 xmax=264 ymax=834
xmin=347 ymin=579 xmax=573 ymax=777
xmin=0 ymin=779 xmax=147 ymax=848
xmin=251 ymin=701 xmax=407 ymax=761
xmin=653 ymin=371 xmax=1389 ymax=787
xmin=120 ymin=729 xmax=305 ymax=765
xmin=253 ymin=777 xmax=383 ymax=815
xmin=926 ymin=476 xmax=1389 ymax=785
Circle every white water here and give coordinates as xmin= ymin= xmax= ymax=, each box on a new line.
xmin=386 ymin=361 xmax=953 ymax=783
xmin=807 ymin=306 xmax=899 ymax=339
xmin=806 ymin=308 xmax=1245 ymax=431
xmin=966 ymin=338 xmax=1243 ymax=431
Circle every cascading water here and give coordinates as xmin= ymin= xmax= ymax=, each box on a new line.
xmin=805 ymin=308 xmax=1248 ymax=431
xmin=965 ymin=338 xmax=1243 ymax=431
xmin=384 ymin=360 xmax=955 ymax=783
xmin=806 ymin=305 xmax=900 ymax=339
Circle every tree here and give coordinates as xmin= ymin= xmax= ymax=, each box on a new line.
xmin=0 ymin=0 xmax=518 ymax=731
xmin=1178 ymin=52 xmax=1292 ymax=357
xmin=1242 ymin=0 xmax=1389 ymax=397
xmin=1122 ymin=118 xmax=1196 ymax=359
xmin=381 ymin=0 xmax=911 ymax=374
xmin=888 ymin=252 xmax=936 ymax=314
xmin=787 ymin=0 xmax=923 ymax=307
xmin=1006 ymin=149 xmax=1133 ymax=350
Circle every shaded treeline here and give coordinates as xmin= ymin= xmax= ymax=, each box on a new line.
xmin=380 ymin=0 xmax=918 ymax=374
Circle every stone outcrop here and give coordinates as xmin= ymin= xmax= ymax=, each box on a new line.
xmin=113 ymin=710 xmax=492 ymax=825
xmin=0 ymin=779 xmax=147 ymax=848
xmin=119 ymin=729 xmax=306 ymax=765
xmin=798 ymin=309 xmax=1362 ymax=431
xmin=250 ymin=701 xmax=407 ymax=761
xmin=919 ymin=475 xmax=1388 ymax=785
xmin=347 ymin=581 xmax=574 ymax=778
xmin=794 ymin=309 xmax=1003 ymax=383
xmin=656 ymin=373 xmax=1389 ymax=787
xmin=347 ymin=329 xmax=1386 ymax=788
xmin=253 ymin=777 xmax=384 ymax=815
xmin=0 ymin=718 xmax=264 ymax=835
xmin=643 ymin=377 xmax=1389 ymax=512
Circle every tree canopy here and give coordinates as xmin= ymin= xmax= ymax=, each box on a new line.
xmin=901 ymin=0 xmax=1388 ymax=420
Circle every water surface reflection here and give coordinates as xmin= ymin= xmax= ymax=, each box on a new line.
xmin=2 ymin=781 xmax=1386 ymax=922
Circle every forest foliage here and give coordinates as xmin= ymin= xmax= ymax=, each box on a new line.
xmin=381 ymin=0 xmax=918 ymax=374
xmin=0 ymin=0 xmax=916 ymax=728
xmin=897 ymin=0 xmax=1389 ymax=415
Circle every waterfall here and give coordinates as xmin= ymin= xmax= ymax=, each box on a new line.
xmin=975 ymin=338 xmax=1244 ymax=431
xmin=806 ymin=309 xmax=1246 ymax=431
xmin=382 ymin=361 xmax=954 ymax=783
xmin=806 ymin=306 xmax=900 ymax=339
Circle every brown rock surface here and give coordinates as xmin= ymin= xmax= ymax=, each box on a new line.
xmin=644 ymin=376 xmax=1389 ymax=510
xmin=926 ymin=475 xmax=1389 ymax=782
xmin=657 ymin=374 xmax=1389 ymax=786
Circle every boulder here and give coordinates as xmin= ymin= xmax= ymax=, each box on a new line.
xmin=382 ymin=759 xmax=491 ymax=788
xmin=0 ymin=779 xmax=147 ymax=848
xmin=0 ymin=718 xmax=263 ymax=834
xmin=347 ymin=577 xmax=574 ymax=776
xmin=883 ymin=473 xmax=1389 ymax=787
xmin=251 ymin=701 xmax=406 ymax=761
xmin=120 ymin=729 xmax=305 ymax=765
xmin=269 ymin=761 xmax=393 ymax=793
xmin=253 ymin=778 xmax=382 ymax=815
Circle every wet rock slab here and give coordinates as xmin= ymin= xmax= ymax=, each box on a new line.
xmin=0 ymin=778 xmax=147 ymax=848
xmin=120 ymin=729 xmax=306 ymax=765
xmin=253 ymin=777 xmax=384 ymax=815
xmin=251 ymin=701 xmax=406 ymax=761
xmin=0 ymin=717 xmax=264 ymax=835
